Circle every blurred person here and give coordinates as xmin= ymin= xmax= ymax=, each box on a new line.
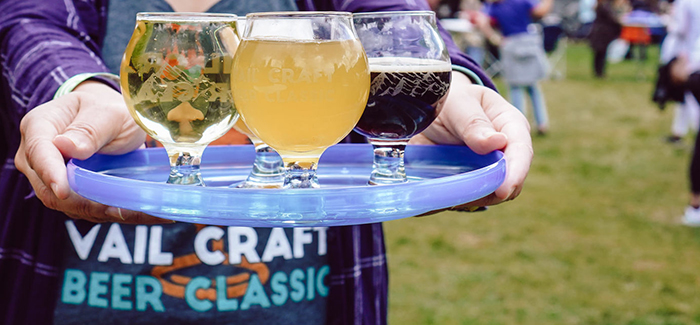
xmin=656 ymin=0 xmax=698 ymax=145
xmin=478 ymin=0 xmax=555 ymax=135
xmin=459 ymin=0 xmax=490 ymax=66
xmin=0 ymin=0 xmax=533 ymax=323
xmin=666 ymin=94 xmax=699 ymax=144
xmin=578 ymin=0 xmax=597 ymax=38
xmin=661 ymin=0 xmax=700 ymax=226
xmin=588 ymin=0 xmax=626 ymax=78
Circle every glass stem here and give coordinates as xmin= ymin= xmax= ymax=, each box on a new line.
xmin=167 ymin=150 xmax=204 ymax=186
xmin=369 ymin=141 xmax=407 ymax=185
xmin=283 ymin=161 xmax=320 ymax=189
xmin=237 ymin=144 xmax=285 ymax=188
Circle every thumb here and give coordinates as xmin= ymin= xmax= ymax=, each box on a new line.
xmin=53 ymin=110 xmax=123 ymax=160
xmin=53 ymin=86 xmax=134 ymax=159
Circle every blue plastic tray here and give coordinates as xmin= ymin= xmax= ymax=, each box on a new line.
xmin=67 ymin=144 xmax=505 ymax=227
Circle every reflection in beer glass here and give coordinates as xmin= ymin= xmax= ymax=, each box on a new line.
xmin=353 ymin=11 xmax=452 ymax=185
xmin=231 ymin=12 xmax=370 ymax=189
xmin=121 ymin=13 xmax=240 ymax=185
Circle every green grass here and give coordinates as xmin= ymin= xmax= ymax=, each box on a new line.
xmin=384 ymin=42 xmax=700 ymax=324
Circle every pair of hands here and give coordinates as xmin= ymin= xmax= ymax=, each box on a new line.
xmin=15 ymin=72 xmax=533 ymax=224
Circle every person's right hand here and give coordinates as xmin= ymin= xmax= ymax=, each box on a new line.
xmin=15 ymin=80 xmax=171 ymax=224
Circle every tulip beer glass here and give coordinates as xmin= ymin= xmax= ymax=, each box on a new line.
xmin=231 ymin=12 xmax=370 ymax=188
xmin=121 ymin=13 xmax=240 ymax=185
xmin=353 ymin=11 xmax=452 ymax=185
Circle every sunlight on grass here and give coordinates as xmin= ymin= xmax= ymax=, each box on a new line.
xmin=385 ymin=42 xmax=700 ymax=324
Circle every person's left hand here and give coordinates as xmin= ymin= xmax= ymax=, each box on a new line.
xmin=410 ymin=71 xmax=533 ymax=211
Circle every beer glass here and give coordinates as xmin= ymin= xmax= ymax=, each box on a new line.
xmin=121 ymin=13 xmax=240 ymax=185
xmin=231 ymin=12 xmax=370 ymax=188
xmin=231 ymin=118 xmax=285 ymax=188
xmin=231 ymin=17 xmax=285 ymax=188
xmin=353 ymin=11 xmax=452 ymax=185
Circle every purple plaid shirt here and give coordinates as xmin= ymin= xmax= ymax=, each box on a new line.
xmin=0 ymin=0 xmax=492 ymax=324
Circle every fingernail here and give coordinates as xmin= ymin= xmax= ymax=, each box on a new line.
xmin=482 ymin=130 xmax=498 ymax=139
xmin=105 ymin=207 xmax=125 ymax=220
xmin=55 ymin=134 xmax=85 ymax=151
xmin=50 ymin=182 xmax=59 ymax=197
xmin=506 ymin=189 xmax=515 ymax=200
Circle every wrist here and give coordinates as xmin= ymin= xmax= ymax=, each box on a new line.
xmin=452 ymin=65 xmax=483 ymax=86
xmin=54 ymin=72 xmax=120 ymax=99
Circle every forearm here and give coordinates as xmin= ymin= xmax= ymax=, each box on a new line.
xmin=0 ymin=0 xmax=112 ymax=115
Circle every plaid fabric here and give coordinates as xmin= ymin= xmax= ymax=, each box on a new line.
xmin=0 ymin=0 xmax=492 ymax=323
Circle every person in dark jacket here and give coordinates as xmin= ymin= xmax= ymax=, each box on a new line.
xmin=588 ymin=0 xmax=626 ymax=77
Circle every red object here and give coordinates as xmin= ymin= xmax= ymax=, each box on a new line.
xmin=620 ymin=25 xmax=651 ymax=45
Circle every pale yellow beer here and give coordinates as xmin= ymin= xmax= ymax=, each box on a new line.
xmin=121 ymin=18 xmax=239 ymax=147
xmin=231 ymin=38 xmax=369 ymax=162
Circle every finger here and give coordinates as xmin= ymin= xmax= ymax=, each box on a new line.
xmin=440 ymin=84 xmax=509 ymax=154
xmin=54 ymin=85 xmax=145 ymax=158
xmin=103 ymin=207 xmax=175 ymax=225
xmin=494 ymin=140 xmax=532 ymax=201
xmin=15 ymin=143 xmax=65 ymax=203
xmin=19 ymin=149 xmax=171 ymax=224
xmin=54 ymin=99 xmax=127 ymax=160
xmin=60 ymin=191 xmax=174 ymax=224
xmin=18 ymin=112 xmax=75 ymax=200
xmin=451 ymin=193 xmax=502 ymax=209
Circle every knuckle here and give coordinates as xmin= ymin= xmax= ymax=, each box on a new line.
xmin=22 ymin=137 xmax=48 ymax=164
xmin=36 ymin=187 xmax=60 ymax=210
xmin=65 ymin=122 xmax=101 ymax=147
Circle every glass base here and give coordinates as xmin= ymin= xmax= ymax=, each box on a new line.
xmin=234 ymin=148 xmax=284 ymax=188
xmin=369 ymin=140 xmax=407 ymax=185
xmin=283 ymin=161 xmax=320 ymax=189
xmin=167 ymin=152 xmax=204 ymax=186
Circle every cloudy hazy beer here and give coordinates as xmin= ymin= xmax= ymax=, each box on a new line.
xmin=231 ymin=38 xmax=369 ymax=160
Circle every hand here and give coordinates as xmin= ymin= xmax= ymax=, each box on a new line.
xmin=410 ymin=72 xmax=533 ymax=210
xmin=15 ymin=81 xmax=171 ymax=224
xmin=670 ymin=54 xmax=690 ymax=85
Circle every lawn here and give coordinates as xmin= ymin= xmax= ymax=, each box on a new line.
xmin=384 ymin=42 xmax=700 ymax=324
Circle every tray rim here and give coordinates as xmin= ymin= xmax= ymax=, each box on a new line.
xmin=67 ymin=143 xmax=506 ymax=227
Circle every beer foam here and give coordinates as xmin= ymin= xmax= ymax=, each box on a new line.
xmin=368 ymin=57 xmax=451 ymax=73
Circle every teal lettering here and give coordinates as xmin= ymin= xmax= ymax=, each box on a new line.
xmin=87 ymin=272 xmax=109 ymax=308
xmin=112 ymin=274 xmax=133 ymax=310
xmin=240 ymin=274 xmax=271 ymax=310
xmin=185 ymin=277 xmax=213 ymax=312
xmin=136 ymin=276 xmax=165 ymax=312
xmin=216 ymin=275 xmax=238 ymax=311
xmin=306 ymin=267 xmax=315 ymax=301
xmin=289 ymin=269 xmax=305 ymax=303
xmin=61 ymin=269 xmax=87 ymax=304
xmin=317 ymin=265 xmax=329 ymax=297
xmin=270 ymin=271 xmax=289 ymax=306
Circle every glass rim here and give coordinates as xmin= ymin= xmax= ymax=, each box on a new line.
xmin=246 ymin=11 xmax=352 ymax=18
xmin=136 ymin=12 xmax=238 ymax=22
xmin=352 ymin=10 xmax=436 ymax=18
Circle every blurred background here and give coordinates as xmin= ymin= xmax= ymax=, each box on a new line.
xmin=384 ymin=0 xmax=700 ymax=324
